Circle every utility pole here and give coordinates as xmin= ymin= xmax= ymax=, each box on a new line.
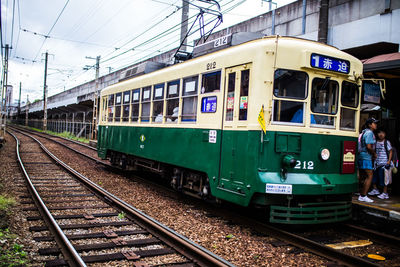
xmin=0 ymin=44 xmax=10 ymax=145
xmin=18 ymin=82 xmax=22 ymax=118
xmin=25 ymin=94 xmax=29 ymax=126
xmin=180 ymin=0 xmax=189 ymax=52
xmin=43 ymin=52 xmax=49 ymax=131
xmin=88 ymin=55 xmax=100 ymax=140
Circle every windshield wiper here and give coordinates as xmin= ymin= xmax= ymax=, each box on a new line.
xmin=320 ymin=77 xmax=331 ymax=91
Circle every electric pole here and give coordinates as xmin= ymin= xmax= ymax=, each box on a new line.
xmin=0 ymin=44 xmax=10 ymax=145
xmin=180 ymin=0 xmax=189 ymax=52
xmin=18 ymin=82 xmax=22 ymax=118
xmin=25 ymin=94 xmax=29 ymax=126
xmin=87 ymin=55 xmax=100 ymax=140
xmin=43 ymin=52 xmax=49 ymax=131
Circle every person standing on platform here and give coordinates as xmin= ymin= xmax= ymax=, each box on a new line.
xmin=357 ymin=118 xmax=378 ymax=202
xmin=368 ymin=128 xmax=393 ymax=199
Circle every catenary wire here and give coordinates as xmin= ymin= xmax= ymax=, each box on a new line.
xmin=32 ymin=0 xmax=70 ymax=61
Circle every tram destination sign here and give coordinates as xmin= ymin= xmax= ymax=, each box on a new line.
xmin=310 ymin=53 xmax=350 ymax=74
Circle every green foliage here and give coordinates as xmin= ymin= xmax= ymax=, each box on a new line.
xmin=118 ymin=212 xmax=126 ymax=220
xmin=27 ymin=126 xmax=90 ymax=144
xmin=0 ymin=196 xmax=15 ymax=213
xmin=225 ymin=234 xmax=235 ymax=239
xmin=0 ymin=228 xmax=29 ymax=266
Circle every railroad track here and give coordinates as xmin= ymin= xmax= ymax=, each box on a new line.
xmin=9 ymin=125 xmax=109 ymax=166
xmin=8 ymin=129 xmax=233 ymax=267
xmin=11 ymin=126 xmax=400 ymax=266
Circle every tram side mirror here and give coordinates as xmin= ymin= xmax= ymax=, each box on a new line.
xmin=362 ymin=79 xmax=386 ymax=103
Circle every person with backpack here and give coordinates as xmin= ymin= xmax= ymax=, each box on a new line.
xmin=368 ymin=128 xmax=393 ymax=199
xmin=358 ymin=118 xmax=378 ymax=202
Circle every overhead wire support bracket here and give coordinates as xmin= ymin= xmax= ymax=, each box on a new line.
xmin=174 ymin=0 xmax=223 ymax=63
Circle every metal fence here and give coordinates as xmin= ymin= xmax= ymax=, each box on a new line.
xmin=10 ymin=119 xmax=93 ymax=139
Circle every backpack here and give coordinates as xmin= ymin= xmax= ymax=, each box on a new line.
xmin=358 ymin=129 xmax=368 ymax=153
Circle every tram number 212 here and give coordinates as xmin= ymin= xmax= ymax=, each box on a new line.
xmin=294 ymin=160 xmax=314 ymax=170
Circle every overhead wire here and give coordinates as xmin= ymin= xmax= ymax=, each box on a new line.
xmin=4 ymin=0 xmax=8 ymax=44
xmin=95 ymin=0 xmax=181 ymax=58
xmin=35 ymin=0 xmax=244 ymax=96
xmin=101 ymin=0 xmax=244 ymax=71
xmin=100 ymin=0 xmax=233 ymax=65
xmin=62 ymin=0 xmax=106 ymax=39
xmin=20 ymin=28 xmax=119 ymax=49
xmin=0 ymin=1 xmax=4 ymax=59
xmin=12 ymin=0 xmax=20 ymax=57
xmin=69 ymin=0 xmax=231 ymax=83
xmin=10 ymin=0 xmax=15 ymax=46
xmin=81 ymin=1 xmax=136 ymax=43
xmin=33 ymin=0 xmax=70 ymax=61
xmin=98 ymin=3 xmax=183 ymax=62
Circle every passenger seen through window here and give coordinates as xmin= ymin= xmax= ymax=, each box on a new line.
xmin=153 ymin=83 xmax=165 ymax=123
xmin=272 ymin=69 xmax=308 ymax=124
xmin=340 ymin=81 xmax=359 ymax=130
xmin=182 ymin=76 xmax=198 ymax=122
xmin=201 ymin=71 xmax=221 ymax=94
xmin=166 ymin=80 xmax=180 ymax=122
xmin=122 ymin=91 xmax=130 ymax=122
xmin=311 ymin=78 xmax=338 ymax=127
xmin=141 ymin=86 xmax=151 ymax=122
xmin=107 ymin=94 xmax=115 ymax=122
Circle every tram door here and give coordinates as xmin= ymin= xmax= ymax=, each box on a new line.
xmin=219 ymin=64 xmax=251 ymax=194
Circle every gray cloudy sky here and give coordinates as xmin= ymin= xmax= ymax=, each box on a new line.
xmin=1 ymin=0 xmax=294 ymax=103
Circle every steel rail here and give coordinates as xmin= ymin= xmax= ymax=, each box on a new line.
xmin=12 ymin=126 xmax=383 ymax=266
xmin=13 ymin=129 xmax=234 ymax=267
xmin=230 ymin=216 xmax=380 ymax=267
xmin=341 ymin=223 xmax=400 ymax=249
xmin=12 ymin=125 xmax=96 ymax=151
xmin=9 ymin=126 xmax=106 ymax=165
xmin=7 ymin=130 xmax=87 ymax=267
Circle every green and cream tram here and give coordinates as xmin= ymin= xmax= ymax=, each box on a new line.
xmin=97 ymin=36 xmax=362 ymax=224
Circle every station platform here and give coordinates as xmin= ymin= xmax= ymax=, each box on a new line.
xmin=352 ymin=194 xmax=400 ymax=222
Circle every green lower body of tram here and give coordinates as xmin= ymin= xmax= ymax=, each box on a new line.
xmin=98 ymin=125 xmax=357 ymax=224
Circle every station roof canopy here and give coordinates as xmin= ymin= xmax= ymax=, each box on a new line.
xmin=362 ymin=52 xmax=400 ymax=78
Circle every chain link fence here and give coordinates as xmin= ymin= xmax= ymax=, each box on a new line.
xmin=10 ymin=119 xmax=93 ymax=139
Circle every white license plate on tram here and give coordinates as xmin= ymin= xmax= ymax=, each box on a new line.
xmin=266 ymin=184 xmax=292 ymax=194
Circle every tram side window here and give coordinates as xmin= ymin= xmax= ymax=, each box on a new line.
xmin=122 ymin=91 xmax=130 ymax=122
xmin=152 ymin=83 xmax=165 ymax=123
xmin=182 ymin=76 xmax=198 ymax=122
xmin=115 ymin=93 xmax=122 ymax=122
xmin=273 ymin=69 xmax=308 ymax=124
xmin=107 ymin=94 xmax=115 ymax=122
xmin=166 ymin=80 xmax=180 ymax=123
xmin=131 ymin=89 xmax=140 ymax=122
xmin=239 ymin=69 xmax=250 ymax=120
xmin=201 ymin=71 xmax=220 ymax=94
xmin=101 ymin=96 xmax=107 ymax=122
xmin=311 ymin=78 xmax=338 ymax=127
xmin=340 ymin=81 xmax=359 ymax=130
xmin=141 ymin=86 xmax=151 ymax=122
xmin=225 ymin=72 xmax=235 ymax=121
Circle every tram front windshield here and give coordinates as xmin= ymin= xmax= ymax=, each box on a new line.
xmin=272 ymin=69 xmax=359 ymax=131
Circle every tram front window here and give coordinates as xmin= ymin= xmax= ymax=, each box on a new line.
xmin=272 ymin=69 xmax=308 ymax=124
xmin=310 ymin=78 xmax=338 ymax=127
xmin=340 ymin=81 xmax=359 ymax=130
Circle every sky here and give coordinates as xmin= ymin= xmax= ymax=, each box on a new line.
xmin=0 ymin=0 xmax=295 ymax=104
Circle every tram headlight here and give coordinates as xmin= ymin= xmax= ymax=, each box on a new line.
xmin=282 ymin=155 xmax=296 ymax=168
xmin=320 ymin=148 xmax=330 ymax=161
